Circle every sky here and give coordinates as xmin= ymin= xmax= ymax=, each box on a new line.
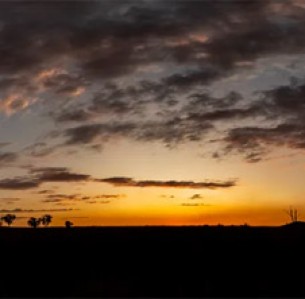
xmin=1 ymin=0 xmax=305 ymax=226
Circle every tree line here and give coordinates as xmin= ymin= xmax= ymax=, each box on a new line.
xmin=0 ymin=214 xmax=73 ymax=228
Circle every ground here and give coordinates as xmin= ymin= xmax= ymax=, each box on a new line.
xmin=0 ymin=224 xmax=305 ymax=297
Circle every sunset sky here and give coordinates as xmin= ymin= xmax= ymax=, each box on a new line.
xmin=1 ymin=0 xmax=305 ymax=226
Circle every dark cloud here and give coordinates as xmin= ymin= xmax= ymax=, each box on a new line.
xmin=63 ymin=123 xmax=136 ymax=145
xmin=185 ymin=106 xmax=263 ymax=123
xmin=0 ymin=208 xmax=78 ymax=213
xmin=61 ymin=118 xmax=213 ymax=148
xmin=42 ymin=193 xmax=123 ymax=203
xmin=0 ymin=178 xmax=40 ymax=190
xmin=218 ymin=81 xmax=305 ymax=161
xmin=0 ymin=169 xmax=235 ymax=192
xmin=30 ymin=167 xmax=91 ymax=182
xmin=189 ymin=194 xmax=204 ymax=200
xmin=53 ymin=109 xmax=94 ymax=123
xmin=181 ymin=203 xmax=209 ymax=207
xmin=46 ymin=193 xmax=80 ymax=199
xmin=261 ymin=82 xmax=305 ymax=119
xmin=0 ymin=143 xmax=11 ymax=148
xmin=94 ymin=194 xmax=124 ymax=199
xmin=0 ymin=197 xmax=20 ymax=204
xmin=41 ymin=72 xmax=87 ymax=96
xmin=36 ymin=189 xmax=55 ymax=194
xmin=60 ymin=216 xmax=89 ymax=219
xmin=53 ymin=88 xmax=245 ymax=142
xmin=52 ymin=81 xmax=155 ymax=123
xmin=42 ymin=193 xmax=80 ymax=203
xmin=30 ymin=167 xmax=67 ymax=173
xmin=23 ymin=143 xmax=56 ymax=158
xmin=162 ymin=68 xmax=222 ymax=91
xmin=0 ymin=197 xmax=20 ymax=201
xmin=134 ymin=119 xmax=213 ymax=146
xmin=87 ymin=200 xmax=110 ymax=204
xmin=43 ymin=198 xmax=63 ymax=203
xmin=0 ymin=152 xmax=18 ymax=164
xmin=160 ymin=194 xmax=175 ymax=199
xmin=2 ymin=0 xmax=305 ymax=163
xmin=0 ymin=0 xmax=295 ymax=98
xmin=0 ymin=167 xmax=91 ymax=190
xmin=55 ymin=202 xmax=77 ymax=207
xmin=187 ymin=91 xmax=242 ymax=110
xmin=222 ymin=123 xmax=305 ymax=162
xmin=98 ymin=177 xmax=237 ymax=189
xmin=0 ymin=2 xmax=99 ymax=75
xmin=0 ymin=1 xmax=301 ymax=88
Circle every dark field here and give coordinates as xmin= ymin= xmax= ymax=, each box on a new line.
xmin=1 ymin=224 xmax=305 ymax=297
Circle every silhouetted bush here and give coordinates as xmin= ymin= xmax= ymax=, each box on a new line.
xmin=65 ymin=221 xmax=73 ymax=228
xmin=1 ymin=214 xmax=16 ymax=226
xmin=41 ymin=214 xmax=52 ymax=227
xmin=28 ymin=217 xmax=41 ymax=228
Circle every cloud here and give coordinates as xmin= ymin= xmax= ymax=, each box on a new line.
xmin=52 ymin=89 xmax=249 ymax=152
xmin=55 ymin=202 xmax=77 ymax=207
xmin=162 ymin=68 xmax=222 ymax=91
xmin=60 ymin=216 xmax=89 ymax=219
xmin=87 ymin=201 xmax=110 ymax=204
xmin=0 ymin=208 xmax=78 ymax=213
xmin=0 ymin=178 xmax=40 ymax=190
xmin=94 ymin=194 xmax=124 ymax=199
xmin=53 ymin=109 xmax=94 ymax=123
xmin=3 ymin=0 xmax=304 ymax=163
xmin=30 ymin=167 xmax=91 ymax=182
xmin=189 ymin=194 xmax=204 ymax=200
xmin=160 ymin=194 xmax=175 ymax=199
xmin=63 ymin=123 xmax=137 ymax=145
xmin=42 ymin=193 xmax=124 ymax=203
xmin=23 ymin=143 xmax=57 ymax=158
xmin=0 ymin=197 xmax=20 ymax=204
xmin=218 ymin=81 xmax=305 ymax=161
xmin=0 ymin=143 xmax=11 ymax=148
xmin=42 ymin=194 xmax=80 ymax=203
xmin=0 ymin=197 xmax=20 ymax=201
xmin=41 ymin=72 xmax=87 ymax=96
xmin=0 ymin=163 xmax=237 ymax=193
xmin=42 ymin=198 xmax=63 ymax=203
xmin=180 ymin=203 xmax=210 ymax=207
xmin=36 ymin=189 xmax=55 ymax=194
xmin=0 ymin=167 xmax=91 ymax=190
xmin=98 ymin=177 xmax=237 ymax=189
xmin=0 ymin=94 xmax=37 ymax=115
xmin=0 ymin=152 xmax=18 ymax=164
xmin=61 ymin=118 xmax=213 ymax=148
xmin=52 ymin=76 xmax=305 ymax=160
xmin=2 ymin=0 xmax=305 ymax=165
xmin=0 ymin=2 xmax=301 ymax=94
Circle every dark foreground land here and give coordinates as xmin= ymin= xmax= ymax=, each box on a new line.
xmin=1 ymin=224 xmax=305 ymax=297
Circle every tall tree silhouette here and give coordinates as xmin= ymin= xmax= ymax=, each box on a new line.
xmin=286 ymin=206 xmax=299 ymax=223
xmin=41 ymin=214 xmax=52 ymax=227
xmin=28 ymin=217 xmax=41 ymax=228
xmin=2 ymin=214 xmax=16 ymax=226
xmin=65 ymin=220 xmax=73 ymax=228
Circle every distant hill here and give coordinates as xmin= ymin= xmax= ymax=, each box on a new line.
xmin=282 ymin=221 xmax=305 ymax=228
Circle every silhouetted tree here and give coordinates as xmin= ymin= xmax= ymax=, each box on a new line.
xmin=2 ymin=214 xmax=16 ymax=226
xmin=41 ymin=214 xmax=52 ymax=227
xmin=28 ymin=217 xmax=41 ymax=228
xmin=65 ymin=220 xmax=73 ymax=228
xmin=286 ymin=206 xmax=299 ymax=223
